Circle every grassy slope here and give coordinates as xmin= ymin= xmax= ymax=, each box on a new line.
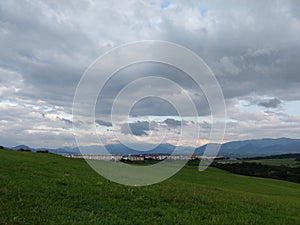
xmin=0 ymin=149 xmax=299 ymax=225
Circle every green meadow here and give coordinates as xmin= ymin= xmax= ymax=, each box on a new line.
xmin=1 ymin=149 xmax=299 ymax=225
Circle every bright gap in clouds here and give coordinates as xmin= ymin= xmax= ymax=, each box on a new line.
xmin=283 ymin=101 xmax=300 ymax=116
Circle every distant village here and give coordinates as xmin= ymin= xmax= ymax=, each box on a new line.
xmin=62 ymin=153 xmax=226 ymax=162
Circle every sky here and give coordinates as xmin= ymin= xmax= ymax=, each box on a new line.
xmin=0 ymin=0 xmax=300 ymax=148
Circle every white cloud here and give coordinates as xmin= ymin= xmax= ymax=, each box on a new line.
xmin=0 ymin=0 xmax=299 ymax=147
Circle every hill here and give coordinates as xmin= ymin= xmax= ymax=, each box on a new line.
xmin=11 ymin=144 xmax=32 ymax=151
xmin=0 ymin=149 xmax=299 ymax=224
xmin=196 ymin=137 xmax=300 ymax=156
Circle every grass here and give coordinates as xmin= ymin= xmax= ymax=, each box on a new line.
xmin=0 ymin=149 xmax=300 ymax=225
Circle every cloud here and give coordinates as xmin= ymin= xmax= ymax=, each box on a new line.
xmin=258 ymin=98 xmax=282 ymax=108
xmin=57 ymin=117 xmax=73 ymax=126
xmin=95 ymin=120 xmax=112 ymax=127
xmin=121 ymin=121 xmax=156 ymax=136
xmin=164 ymin=118 xmax=188 ymax=128
xmin=200 ymin=121 xmax=211 ymax=130
xmin=0 ymin=0 xmax=300 ymax=147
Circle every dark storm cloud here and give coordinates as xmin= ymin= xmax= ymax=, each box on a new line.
xmin=164 ymin=118 xmax=188 ymax=128
xmin=120 ymin=121 xmax=155 ymax=136
xmin=258 ymin=98 xmax=282 ymax=108
xmin=95 ymin=120 xmax=112 ymax=127
xmin=57 ymin=117 xmax=73 ymax=126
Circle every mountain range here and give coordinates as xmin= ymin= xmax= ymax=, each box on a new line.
xmin=7 ymin=137 xmax=300 ymax=157
xmin=195 ymin=137 xmax=300 ymax=156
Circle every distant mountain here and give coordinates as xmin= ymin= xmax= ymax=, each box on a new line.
xmin=9 ymin=145 xmax=80 ymax=154
xmin=11 ymin=145 xmax=32 ymax=151
xmin=195 ymin=138 xmax=300 ymax=156
xmin=51 ymin=146 xmax=80 ymax=154
xmin=7 ymin=137 xmax=300 ymax=156
xmin=17 ymin=143 xmax=193 ymax=155
xmin=62 ymin=143 xmax=193 ymax=156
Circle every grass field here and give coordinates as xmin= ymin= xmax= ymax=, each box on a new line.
xmin=1 ymin=149 xmax=300 ymax=225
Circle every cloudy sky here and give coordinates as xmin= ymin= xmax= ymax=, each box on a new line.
xmin=0 ymin=0 xmax=299 ymax=148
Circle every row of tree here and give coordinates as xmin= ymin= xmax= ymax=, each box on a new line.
xmin=212 ymin=161 xmax=300 ymax=183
